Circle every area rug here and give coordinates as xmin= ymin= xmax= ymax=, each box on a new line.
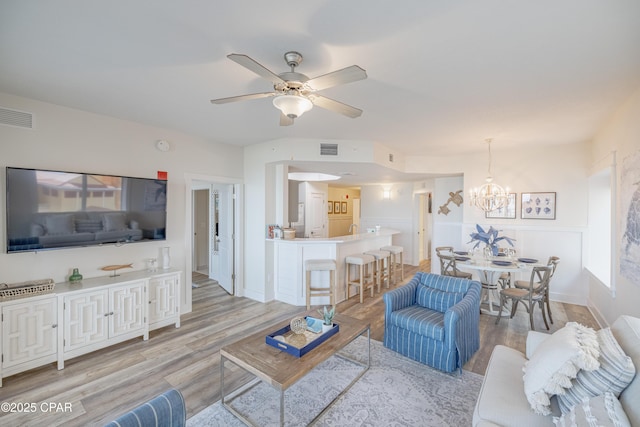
xmin=188 ymin=337 xmax=483 ymax=426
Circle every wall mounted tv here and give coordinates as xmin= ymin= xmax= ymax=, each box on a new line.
xmin=5 ymin=167 xmax=167 ymax=253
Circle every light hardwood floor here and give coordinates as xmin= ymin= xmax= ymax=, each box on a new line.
xmin=0 ymin=263 xmax=598 ymax=426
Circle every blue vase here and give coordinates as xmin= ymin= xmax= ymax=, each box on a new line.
xmin=491 ymin=245 xmax=499 ymax=256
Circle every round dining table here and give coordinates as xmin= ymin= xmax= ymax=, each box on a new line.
xmin=455 ymin=254 xmax=542 ymax=316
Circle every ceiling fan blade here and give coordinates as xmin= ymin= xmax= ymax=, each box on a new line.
xmin=305 ymin=65 xmax=367 ymax=91
xmin=210 ymin=92 xmax=275 ymax=104
xmin=308 ymin=94 xmax=363 ymax=118
xmin=279 ymin=113 xmax=294 ymax=126
xmin=227 ymin=53 xmax=285 ymax=85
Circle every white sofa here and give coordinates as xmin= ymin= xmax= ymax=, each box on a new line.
xmin=473 ymin=315 xmax=640 ymax=426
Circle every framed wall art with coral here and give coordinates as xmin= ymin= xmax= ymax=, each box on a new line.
xmin=521 ymin=192 xmax=556 ymax=219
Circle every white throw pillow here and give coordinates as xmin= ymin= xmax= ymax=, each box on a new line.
xmin=553 ymin=392 xmax=631 ymax=427
xmin=523 ymin=322 xmax=600 ymax=415
xmin=558 ymin=327 xmax=636 ymax=413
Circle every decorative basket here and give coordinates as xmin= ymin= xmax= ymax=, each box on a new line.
xmin=0 ymin=278 xmax=56 ymax=299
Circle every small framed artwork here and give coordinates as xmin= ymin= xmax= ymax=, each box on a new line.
xmin=486 ymin=193 xmax=517 ymax=219
xmin=521 ymin=192 xmax=556 ymax=219
xmin=328 ymin=201 xmax=333 ymax=214
xmin=333 ymin=201 xmax=340 ymax=214
xmin=341 ymin=201 xmax=347 ymax=214
xmin=266 ymin=224 xmax=277 ymax=239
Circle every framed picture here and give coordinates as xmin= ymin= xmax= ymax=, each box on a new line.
xmin=486 ymin=193 xmax=517 ymax=219
xmin=521 ymin=192 xmax=556 ymax=219
xmin=333 ymin=201 xmax=340 ymax=214
xmin=341 ymin=201 xmax=347 ymax=214
xmin=328 ymin=201 xmax=333 ymax=214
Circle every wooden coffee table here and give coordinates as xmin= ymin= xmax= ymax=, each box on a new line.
xmin=220 ymin=312 xmax=370 ymax=426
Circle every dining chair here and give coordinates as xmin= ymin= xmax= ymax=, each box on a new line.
xmin=497 ymin=248 xmax=516 ymax=288
xmin=438 ymin=254 xmax=473 ymax=280
xmin=513 ymin=256 xmax=559 ymax=324
xmin=435 ymin=246 xmax=453 ymax=274
xmin=495 ymin=265 xmax=552 ymax=330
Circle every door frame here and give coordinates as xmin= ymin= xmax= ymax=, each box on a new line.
xmin=184 ymin=173 xmax=244 ymax=314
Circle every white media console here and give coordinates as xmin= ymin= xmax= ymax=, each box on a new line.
xmin=0 ymin=269 xmax=181 ymax=387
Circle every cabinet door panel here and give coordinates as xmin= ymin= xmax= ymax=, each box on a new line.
xmin=64 ymin=291 xmax=108 ymax=351
xmin=110 ymin=282 xmax=145 ymax=337
xmin=149 ymin=276 xmax=178 ymax=323
xmin=2 ymin=298 xmax=57 ymax=368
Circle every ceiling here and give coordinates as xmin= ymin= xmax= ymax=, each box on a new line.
xmin=1 ymin=1 xmax=639 ymax=163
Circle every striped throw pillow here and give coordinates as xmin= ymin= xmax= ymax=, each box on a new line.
xmin=553 ymin=392 xmax=630 ymax=427
xmin=558 ymin=327 xmax=636 ymax=414
xmin=415 ymin=284 xmax=463 ymax=313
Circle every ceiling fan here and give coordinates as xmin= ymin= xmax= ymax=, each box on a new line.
xmin=210 ymin=51 xmax=367 ymax=126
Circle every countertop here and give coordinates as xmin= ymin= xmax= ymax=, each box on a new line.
xmin=268 ymin=228 xmax=400 ymax=244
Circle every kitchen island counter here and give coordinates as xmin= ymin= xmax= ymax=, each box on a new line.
xmin=271 ymin=229 xmax=400 ymax=306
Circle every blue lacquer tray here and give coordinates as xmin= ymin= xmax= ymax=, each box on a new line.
xmin=265 ymin=317 xmax=339 ymax=358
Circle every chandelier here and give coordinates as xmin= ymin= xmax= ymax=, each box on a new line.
xmin=469 ymin=138 xmax=509 ymax=212
xmin=272 ymin=93 xmax=313 ymax=119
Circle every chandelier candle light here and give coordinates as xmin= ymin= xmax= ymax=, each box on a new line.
xmin=469 ymin=138 xmax=509 ymax=212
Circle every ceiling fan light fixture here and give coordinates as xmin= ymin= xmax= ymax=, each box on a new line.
xmin=272 ymin=94 xmax=313 ymax=119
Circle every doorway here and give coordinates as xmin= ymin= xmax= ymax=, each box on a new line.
xmin=184 ymin=174 xmax=243 ymax=313
xmin=417 ymin=192 xmax=432 ymax=265
xmin=191 ymin=182 xmax=234 ymax=295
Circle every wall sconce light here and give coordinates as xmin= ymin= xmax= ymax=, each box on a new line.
xmin=382 ymin=189 xmax=391 ymax=200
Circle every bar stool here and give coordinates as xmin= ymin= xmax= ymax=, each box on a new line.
xmin=305 ymin=259 xmax=336 ymax=310
xmin=345 ymin=254 xmax=376 ymax=303
xmin=381 ymin=245 xmax=404 ymax=285
xmin=364 ymin=249 xmax=391 ymax=290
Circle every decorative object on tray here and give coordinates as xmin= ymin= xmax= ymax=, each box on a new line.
xmin=521 ymin=192 xmax=556 ymax=220
xmin=68 ymin=268 xmax=83 ymax=283
xmin=290 ymin=316 xmax=307 ymax=334
xmin=306 ymin=317 xmax=324 ymax=333
xmin=0 ymin=278 xmax=55 ymax=299
xmin=318 ymin=306 xmax=335 ymax=332
xmin=288 ymin=334 xmax=308 ymax=348
xmin=468 ymin=224 xmax=515 ymax=256
xmin=101 ymin=263 xmax=133 ymax=277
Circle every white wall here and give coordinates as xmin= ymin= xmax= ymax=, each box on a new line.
xmin=588 ymin=86 xmax=640 ymax=325
xmin=0 ymin=92 xmax=243 ymax=312
xmin=431 ymin=176 xmax=465 ymax=273
xmin=360 ymin=181 xmax=415 ymax=264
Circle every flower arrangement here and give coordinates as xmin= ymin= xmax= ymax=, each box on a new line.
xmin=468 ymin=224 xmax=515 ymax=256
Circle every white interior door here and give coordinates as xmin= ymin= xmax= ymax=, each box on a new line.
xmin=352 ymin=198 xmax=361 ymax=234
xmin=308 ymin=192 xmax=325 ymax=238
xmin=210 ymin=184 xmax=234 ymax=294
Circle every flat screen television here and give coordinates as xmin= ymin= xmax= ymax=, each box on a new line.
xmin=5 ymin=167 xmax=167 ymax=253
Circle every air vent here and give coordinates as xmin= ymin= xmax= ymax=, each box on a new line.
xmin=320 ymin=143 xmax=338 ymax=156
xmin=0 ymin=107 xmax=33 ymax=129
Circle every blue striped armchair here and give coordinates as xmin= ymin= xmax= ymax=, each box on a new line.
xmin=383 ymin=272 xmax=481 ymax=373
